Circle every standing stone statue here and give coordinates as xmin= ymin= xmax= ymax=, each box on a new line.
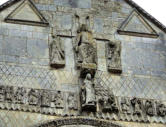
xmin=50 ymin=35 xmax=65 ymax=68
xmin=81 ymin=73 xmax=96 ymax=111
xmin=107 ymin=40 xmax=122 ymax=73
xmin=74 ymin=24 xmax=97 ymax=69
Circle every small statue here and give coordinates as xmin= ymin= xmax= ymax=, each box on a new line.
xmin=81 ymin=73 xmax=96 ymax=111
xmin=28 ymin=89 xmax=39 ymax=105
xmin=50 ymin=35 xmax=65 ymax=68
xmin=6 ymin=86 xmax=14 ymax=102
xmin=157 ymin=102 xmax=166 ymax=117
xmin=74 ymin=24 xmax=97 ymax=68
xmin=41 ymin=91 xmax=51 ymax=107
xmin=131 ymin=98 xmax=142 ymax=115
xmin=67 ymin=93 xmax=78 ymax=110
xmin=145 ymin=100 xmax=154 ymax=116
xmin=107 ymin=40 xmax=122 ymax=73
xmin=0 ymin=86 xmax=5 ymax=102
xmin=14 ymin=87 xmax=26 ymax=104
xmin=121 ymin=98 xmax=131 ymax=114
xmin=51 ymin=91 xmax=64 ymax=109
xmin=101 ymin=95 xmax=118 ymax=113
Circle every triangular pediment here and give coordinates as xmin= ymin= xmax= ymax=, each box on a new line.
xmin=118 ymin=10 xmax=158 ymax=38
xmin=5 ymin=0 xmax=48 ymax=26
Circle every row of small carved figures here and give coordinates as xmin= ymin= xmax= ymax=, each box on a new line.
xmin=97 ymin=95 xmax=166 ymax=117
xmin=0 ymin=85 xmax=78 ymax=110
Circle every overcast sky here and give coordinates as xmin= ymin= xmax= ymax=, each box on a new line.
xmin=0 ymin=0 xmax=166 ymax=26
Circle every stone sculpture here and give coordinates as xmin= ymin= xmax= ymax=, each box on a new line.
xmin=14 ymin=87 xmax=26 ymax=104
xmin=6 ymin=86 xmax=14 ymax=102
xmin=107 ymin=40 xmax=122 ymax=73
xmin=0 ymin=86 xmax=5 ymax=102
xmin=81 ymin=73 xmax=96 ymax=111
xmin=28 ymin=89 xmax=39 ymax=105
xmin=67 ymin=93 xmax=78 ymax=110
xmin=145 ymin=100 xmax=154 ymax=116
xmin=101 ymin=95 xmax=118 ymax=113
xmin=52 ymin=91 xmax=64 ymax=109
xmin=157 ymin=102 xmax=166 ymax=117
xmin=74 ymin=24 xmax=97 ymax=70
xmin=131 ymin=98 xmax=142 ymax=115
xmin=41 ymin=91 xmax=51 ymax=107
xmin=50 ymin=35 xmax=65 ymax=68
xmin=121 ymin=98 xmax=131 ymax=114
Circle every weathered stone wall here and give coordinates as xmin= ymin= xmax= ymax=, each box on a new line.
xmin=0 ymin=0 xmax=165 ymax=127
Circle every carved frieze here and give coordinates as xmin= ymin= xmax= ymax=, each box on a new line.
xmin=0 ymin=85 xmax=165 ymax=124
xmin=50 ymin=35 xmax=65 ymax=68
xmin=106 ymin=40 xmax=122 ymax=73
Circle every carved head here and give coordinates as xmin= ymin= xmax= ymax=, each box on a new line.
xmin=77 ymin=24 xmax=91 ymax=33
xmin=86 ymin=73 xmax=92 ymax=80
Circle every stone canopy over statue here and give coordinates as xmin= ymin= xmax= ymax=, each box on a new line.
xmin=74 ymin=24 xmax=97 ymax=70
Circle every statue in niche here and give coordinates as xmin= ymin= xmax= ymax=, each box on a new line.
xmin=74 ymin=24 xmax=97 ymax=69
xmin=67 ymin=93 xmax=78 ymax=110
xmin=145 ymin=100 xmax=155 ymax=116
xmin=107 ymin=40 xmax=122 ymax=73
xmin=100 ymin=95 xmax=118 ymax=113
xmin=14 ymin=87 xmax=26 ymax=104
xmin=81 ymin=73 xmax=96 ymax=111
xmin=131 ymin=98 xmax=142 ymax=115
xmin=156 ymin=102 xmax=166 ymax=117
xmin=41 ymin=91 xmax=51 ymax=107
xmin=28 ymin=89 xmax=40 ymax=105
xmin=0 ymin=86 xmax=5 ymax=102
xmin=121 ymin=98 xmax=131 ymax=114
xmin=50 ymin=35 xmax=65 ymax=68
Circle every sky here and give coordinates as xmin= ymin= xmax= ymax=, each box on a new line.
xmin=0 ymin=0 xmax=166 ymax=26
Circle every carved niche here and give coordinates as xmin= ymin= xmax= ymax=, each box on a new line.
xmin=74 ymin=24 xmax=97 ymax=71
xmin=81 ymin=73 xmax=96 ymax=112
xmin=106 ymin=40 xmax=122 ymax=73
xmin=50 ymin=35 xmax=65 ymax=68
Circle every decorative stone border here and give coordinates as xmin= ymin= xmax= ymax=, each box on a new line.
xmin=36 ymin=117 xmax=122 ymax=127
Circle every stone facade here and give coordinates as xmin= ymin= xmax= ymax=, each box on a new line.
xmin=0 ymin=0 xmax=166 ymax=127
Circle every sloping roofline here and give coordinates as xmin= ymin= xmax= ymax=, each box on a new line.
xmin=0 ymin=0 xmax=166 ymax=33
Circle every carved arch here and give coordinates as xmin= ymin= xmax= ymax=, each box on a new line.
xmin=37 ymin=117 xmax=123 ymax=127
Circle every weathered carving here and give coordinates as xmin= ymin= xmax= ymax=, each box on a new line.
xmin=37 ymin=117 xmax=122 ymax=127
xmin=0 ymin=86 xmax=5 ymax=102
xmin=131 ymin=98 xmax=142 ymax=115
xmin=67 ymin=93 xmax=78 ymax=110
xmin=156 ymin=102 xmax=166 ymax=117
xmin=41 ymin=91 xmax=51 ymax=107
xmin=6 ymin=86 xmax=14 ymax=102
xmin=28 ymin=89 xmax=40 ymax=105
xmin=145 ymin=100 xmax=155 ymax=116
xmin=50 ymin=35 xmax=65 ymax=68
xmin=107 ymin=40 xmax=122 ymax=73
xmin=0 ymin=85 xmax=165 ymax=124
xmin=14 ymin=87 xmax=26 ymax=104
xmin=100 ymin=95 xmax=118 ymax=113
xmin=81 ymin=73 xmax=96 ymax=111
xmin=74 ymin=24 xmax=97 ymax=70
xmin=51 ymin=91 xmax=64 ymax=109
xmin=120 ymin=98 xmax=131 ymax=114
